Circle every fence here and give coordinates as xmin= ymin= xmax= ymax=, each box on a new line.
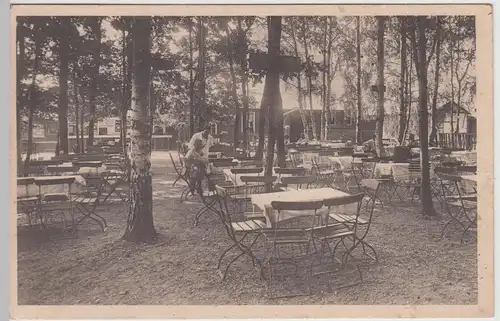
xmin=437 ymin=133 xmax=476 ymax=151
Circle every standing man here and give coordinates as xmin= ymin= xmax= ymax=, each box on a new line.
xmin=188 ymin=124 xmax=216 ymax=161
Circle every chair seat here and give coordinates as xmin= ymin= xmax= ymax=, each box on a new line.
xmin=42 ymin=193 xmax=69 ymax=202
xmin=307 ymin=224 xmax=353 ymax=240
xmin=17 ymin=196 xmax=39 ymax=203
xmin=447 ymin=200 xmax=477 ymax=209
xmin=231 ymin=219 xmax=266 ymax=232
xmin=72 ymin=196 xmax=98 ymax=204
xmin=329 ymin=213 xmax=368 ymax=225
xmin=244 ymin=211 xmax=265 ymax=220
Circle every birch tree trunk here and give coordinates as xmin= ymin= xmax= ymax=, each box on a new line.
xmin=238 ymin=18 xmax=251 ymax=151
xmin=17 ymin=22 xmax=25 ymax=170
xmin=123 ymin=17 xmax=156 ymax=243
xmin=197 ymin=17 xmax=206 ymax=130
xmin=375 ymin=16 xmax=386 ymax=156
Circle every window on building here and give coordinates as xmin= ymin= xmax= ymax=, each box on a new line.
xmin=115 ymin=120 xmax=121 ymax=133
xmin=153 ymin=126 xmax=164 ymax=135
xmin=98 ymin=127 xmax=108 ymax=135
xmin=210 ymin=123 xmax=218 ymax=136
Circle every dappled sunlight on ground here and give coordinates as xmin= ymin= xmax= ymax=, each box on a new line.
xmin=16 ymin=152 xmax=477 ymax=305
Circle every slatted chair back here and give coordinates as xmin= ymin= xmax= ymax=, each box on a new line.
xmin=230 ymin=167 xmax=263 ymax=175
xmin=211 ymin=158 xmax=238 ymax=168
xmin=47 ymin=166 xmax=77 ymax=175
xmin=268 ymin=200 xmax=324 ymax=246
xmin=274 ymin=167 xmax=306 ymax=177
xmin=323 ymin=192 xmax=365 ymax=235
xmin=29 ymin=159 xmax=64 ymax=167
xmin=169 ymin=152 xmax=186 ymax=179
xmin=22 ymin=166 xmax=46 ymax=177
xmin=280 ymin=176 xmax=315 ymax=190
xmin=457 ymin=165 xmax=477 ymax=174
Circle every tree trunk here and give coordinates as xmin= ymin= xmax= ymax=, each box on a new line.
xmin=375 ymin=16 xmax=386 ymax=156
xmin=264 ymin=16 xmax=284 ymax=183
xmin=355 ymin=16 xmax=362 ymax=145
xmin=398 ymin=18 xmax=407 ymax=145
xmin=123 ymin=17 xmax=156 ymax=243
xmin=24 ymin=26 xmax=42 ymax=166
xmin=197 ymin=17 xmax=206 ymax=130
xmin=80 ymin=94 xmax=85 ymax=153
xmin=301 ymin=18 xmax=317 ymax=141
xmin=449 ymin=30 xmax=455 ymax=139
xmin=225 ymin=23 xmax=241 ymax=149
xmin=321 ymin=17 xmax=328 ymax=141
xmin=188 ymin=18 xmax=195 ymax=137
xmin=17 ymin=23 xmax=25 ymax=171
xmin=58 ymin=17 xmax=70 ymax=155
xmin=429 ymin=17 xmax=442 ymax=146
xmin=121 ymin=23 xmax=129 ymax=157
xmin=72 ymin=68 xmax=80 ymax=153
xmin=238 ymin=18 xmax=250 ymax=151
xmin=403 ymin=46 xmax=413 ymax=143
xmin=255 ymin=79 xmax=270 ymax=160
xmin=87 ymin=17 xmax=102 ymax=148
xmin=290 ymin=20 xmax=309 ymax=139
xmin=410 ymin=17 xmax=437 ymax=217
xmin=325 ymin=17 xmax=334 ymax=142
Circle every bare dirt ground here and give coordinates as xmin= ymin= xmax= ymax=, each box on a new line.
xmin=17 ymin=152 xmax=477 ymax=305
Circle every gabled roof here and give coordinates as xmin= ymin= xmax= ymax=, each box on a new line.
xmin=436 ymin=102 xmax=470 ymax=117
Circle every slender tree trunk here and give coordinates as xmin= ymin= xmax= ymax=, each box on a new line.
xmin=17 ymin=23 xmax=25 ymax=170
xmin=255 ymin=79 xmax=270 ymax=160
xmin=72 ymin=68 xmax=80 ymax=153
xmin=301 ymin=18 xmax=317 ymax=141
xmin=410 ymin=17 xmax=436 ymax=217
xmin=403 ymin=47 xmax=413 ymax=143
xmin=429 ymin=17 xmax=442 ymax=146
xmin=197 ymin=17 xmax=206 ymax=130
xmin=290 ymin=20 xmax=309 ymax=139
xmin=120 ymin=23 xmax=129 ymax=157
xmin=24 ymin=27 xmax=42 ymax=166
xmin=398 ymin=19 xmax=407 ymax=144
xmin=225 ymin=24 xmax=241 ymax=149
xmin=238 ymin=18 xmax=250 ymax=151
xmin=87 ymin=17 xmax=102 ymax=148
xmin=58 ymin=17 xmax=70 ymax=155
xmin=355 ymin=16 xmax=362 ymax=145
xmin=123 ymin=17 xmax=156 ymax=243
xmin=80 ymin=94 xmax=85 ymax=153
xmin=375 ymin=16 xmax=386 ymax=156
xmin=188 ymin=17 xmax=195 ymax=137
xmin=325 ymin=17 xmax=334 ymax=141
xmin=449 ymin=31 xmax=455 ymax=140
xmin=321 ymin=17 xmax=328 ymax=141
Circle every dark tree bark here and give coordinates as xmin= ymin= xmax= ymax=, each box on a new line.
xmin=264 ymin=16 xmax=284 ymax=185
xmin=87 ymin=17 xmax=102 ymax=148
xmin=123 ymin=17 xmax=156 ymax=243
xmin=237 ymin=18 xmax=251 ymax=151
xmin=375 ymin=16 xmax=386 ymax=156
xmin=255 ymin=78 xmax=270 ymax=160
xmin=355 ymin=16 xmax=362 ymax=145
xmin=410 ymin=17 xmax=437 ymax=217
xmin=429 ymin=17 xmax=442 ymax=147
xmin=225 ymin=23 xmax=241 ymax=149
xmin=58 ymin=17 xmax=70 ymax=155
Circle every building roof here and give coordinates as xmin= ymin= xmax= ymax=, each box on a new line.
xmin=436 ymin=102 xmax=470 ymax=118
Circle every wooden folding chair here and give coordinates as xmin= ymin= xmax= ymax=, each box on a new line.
xmin=311 ymin=158 xmax=338 ymax=189
xmin=260 ymin=199 xmax=325 ymax=298
xmin=280 ymin=176 xmax=316 ymax=191
xmin=436 ymin=172 xmax=477 ymax=244
xmin=16 ymin=178 xmax=39 ymax=227
xmin=72 ymin=172 xmax=108 ymax=231
xmin=229 ymin=167 xmax=263 ymax=184
xmin=214 ymin=185 xmax=267 ymax=281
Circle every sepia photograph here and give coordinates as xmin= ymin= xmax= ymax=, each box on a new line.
xmin=11 ymin=4 xmax=493 ymax=319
